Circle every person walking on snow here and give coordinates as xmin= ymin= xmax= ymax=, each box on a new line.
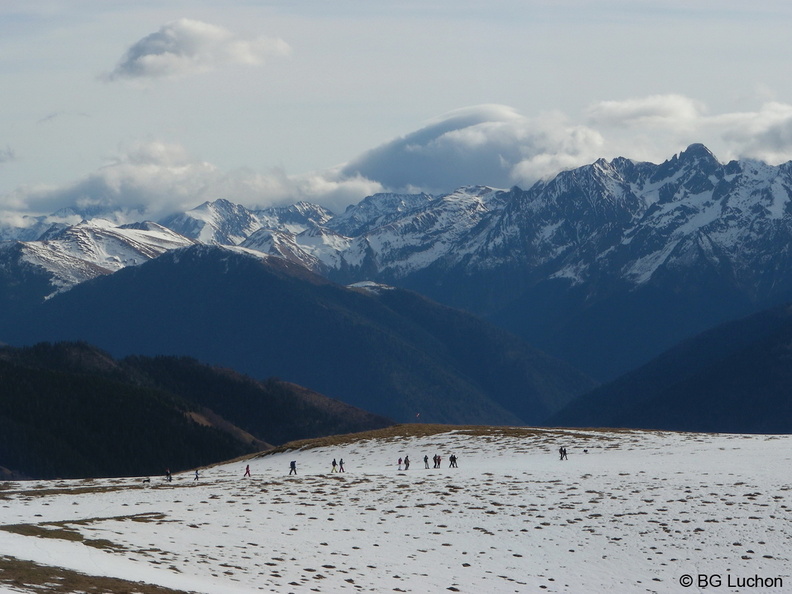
xmin=331 ymin=458 xmax=338 ymax=473
xmin=244 ymin=464 xmax=251 ymax=477
xmin=398 ymin=457 xmax=403 ymax=470
xmin=424 ymin=455 xmax=429 ymax=469
xmin=289 ymin=460 xmax=297 ymax=475
xmin=404 ymin=455 xmax=410 ymax=470
xmin=339 ymin=458 xmax=345 ymax=472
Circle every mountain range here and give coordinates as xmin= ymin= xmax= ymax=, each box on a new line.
xmin=5 ymin=144 xmax=792 ymax=382
xmin=3 ymin=143 xmax=792 ymax=432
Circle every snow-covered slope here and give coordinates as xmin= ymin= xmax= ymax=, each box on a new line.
xmin=1 ymin=426 xmax=790 ymax=594
xmin=5 ymin=219 xmax=194 ymax=297
xmin=160 ymin=199 xmax=334 ymax=246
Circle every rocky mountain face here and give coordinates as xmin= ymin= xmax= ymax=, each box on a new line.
xmin=4 ymin=144 xmax=792 ymax=381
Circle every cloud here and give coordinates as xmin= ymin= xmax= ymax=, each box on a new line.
xmin=6 ymin=95 xmax=792 ymax=225
xmin=583 ymin=95 xmax=792 ymax=165
xmin=338 ymin=97 xmax=792 ymax=194
xmin=2 ymin=141 xmax=218 ymax=220
xmin=585 ymin=94 xmax=707 ymax=129
xmin=103 ymin=18 xmax=290 ymax=81
xmin=0 ymin=141 xmax=382 ymax=222
xmin=709 ymin=102 xmax=792 ymax=163
xmin=340 ymin=105 xmax=605 ymax=193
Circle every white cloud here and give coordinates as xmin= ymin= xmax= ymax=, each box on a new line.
xmin=340 ymin=105 xmax=606 ymax=192
xmin=585 ymin=94 xmax=707 ymax=129
xmin=0 ymin=141 xmax=381 ymax=221
xmin=103 ymin=18 xmax=290 ymax=81
xmin=6 ymin=96 xmax=792 ymax=224
xmin=583 ymin=95 xmax=792 ymax=165
xmin=709 ymin=102 xmax=792 ymax=163
xmin=338 ymin=97 xmax=792 ymax=194
xmin=2 ymin=141 xmax=219 ymax=220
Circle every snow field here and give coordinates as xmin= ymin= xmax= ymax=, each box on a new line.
xmin=1 ymin=427 xmax=790 ymax=593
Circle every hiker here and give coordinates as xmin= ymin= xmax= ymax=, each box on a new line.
xmin=559 ymin=446 xmax=564 ymax=461
xmin=404 ymin=455 xmax=410 ymax=470
xmin=331 ymin=458 xmax=338 ymax=473
xmin=338 ymin=458 xmax=345 ymax=472
xmin=244 ymin=464 xmax=251 ymax=477
xmin=424 ymin=455 xmax=429 ymax=469
xmin=449 ymin=454 xmax=458 ymax=468
xmin=563 ymin=447 xmax=568 ymax=460
xmin=165 ymin=468 xmax=172 ymax=482
xmin=194 ymin=470 xmax=199 ymax=482
xmin=398 ymin=457 xmax=403 ymax=470
xmin=289 ymin=461 xmax=297 ymax=475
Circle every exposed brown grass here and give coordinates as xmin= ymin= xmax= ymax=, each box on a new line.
xmin=1 ymin=524 xmax=83 ymax=542
xmin=0 ymin=555 xmax=190 ymax=593
xmin=253 ymin=423 xmax=634 ymax=457
xmin=2 ymin=484 xmax=135 ymax=499
xmin=0 ymin=512 xmax=167 ymax=554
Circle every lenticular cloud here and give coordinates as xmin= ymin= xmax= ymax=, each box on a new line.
xmin=104 ymin=18 xmax=290 ymax=81
xmin=340 ymin=105 xmax=605 ymax=193
xmin=338 ymin=98 xmax=792 ymax=195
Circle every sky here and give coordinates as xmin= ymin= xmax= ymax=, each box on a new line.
xmin=3 ymin=1 xmax=792 ymax=222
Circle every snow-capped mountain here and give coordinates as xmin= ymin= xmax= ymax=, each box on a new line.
xmin=160 ymin=198 xmax=334 ymax=245
xmin=4 ymin=143 xmax=792 ymax=380
xmin=149 ymin=144 xmax=792 ymax=379
xmin=159 ymin=198 xmax=263 ymax=245
xmin=325 ymin=191 xmax=436 ymax=236
xmin=260 ymin=144 xmax=792 ymax=295
xmin=0 ymin=219 xmax=194 ymax=300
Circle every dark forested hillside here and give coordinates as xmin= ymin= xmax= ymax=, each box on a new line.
xmin=121 ymin=355 xmax=393 ymax=445
xmin=547 ymin=303 xmax=792 ymax=433
xmin=0 ymin=350 xmax=253 ymax=479
xmin=0 ymin=342 xmax=392 ymax=479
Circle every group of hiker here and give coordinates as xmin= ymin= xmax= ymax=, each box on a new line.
xmin=422 ymin=453 xmax=457 ymax=468
xmin=261 ymin=446 xmax=576 ymax=477
xmin=394 ymin=453 xmax=459 ymax=470
xmin=181 ymin=445 xmax=577 ymax=480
